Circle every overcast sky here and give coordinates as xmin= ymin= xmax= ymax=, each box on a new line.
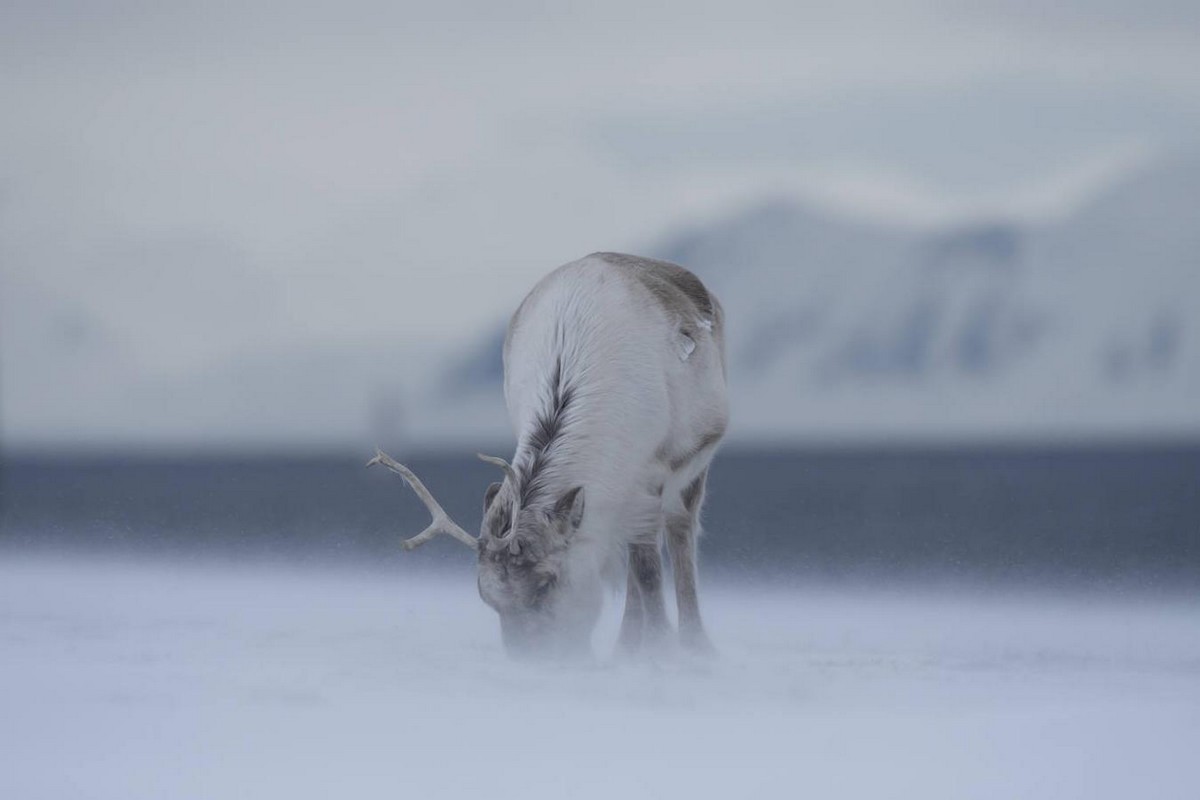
xmin=3 ymin=0 xmax=1200 ymax=380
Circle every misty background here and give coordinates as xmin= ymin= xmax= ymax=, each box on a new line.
xmin=4 ymin=1 xmax=1200 ymax=451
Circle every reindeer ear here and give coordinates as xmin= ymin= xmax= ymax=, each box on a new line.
xmin=533 ymin=564 xmax=559 ymax=590
xmin=554 ymin=486 xmax=585 ymax=532
xmin=483 ymin=482 xmax=502 ymax=513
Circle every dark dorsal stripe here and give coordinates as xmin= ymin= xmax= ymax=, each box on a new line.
xmin=516 ymin=354 xmax=575 ymax=508
xmin=593 ymin=252 xmax=715 ymax=320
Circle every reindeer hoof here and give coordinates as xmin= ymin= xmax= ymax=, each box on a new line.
xmin=680 ymin=628 xmax=717 ymax=658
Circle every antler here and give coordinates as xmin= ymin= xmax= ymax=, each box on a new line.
xmin=367 ymin=448 xmax=479 ymax=551
xmin=477 ymin=453 xmax=516 ymax=485
xmin=477 ymin=453 xmax=522 ymax=555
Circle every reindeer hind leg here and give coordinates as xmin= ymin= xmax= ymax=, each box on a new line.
xmin=666 ymin=468 xmax=715 ymax=654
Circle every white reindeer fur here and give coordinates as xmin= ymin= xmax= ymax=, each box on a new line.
xmin=499 ymin=252 xmax=728 ymax=619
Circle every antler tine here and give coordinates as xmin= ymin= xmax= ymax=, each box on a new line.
xmin=477 ymin=452 xmax=523 ymax=554
xmin=476 ymin=453 xmax=517 ymax=485
xmin=367 ymin=449 xmax=479 ymax=551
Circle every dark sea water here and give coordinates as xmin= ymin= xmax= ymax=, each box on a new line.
xmin=2 ymin=446 xmax=1198 ymax=589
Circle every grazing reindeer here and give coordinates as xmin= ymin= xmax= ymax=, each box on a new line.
xmin=370 ymin=252 xmax=728 ymax=657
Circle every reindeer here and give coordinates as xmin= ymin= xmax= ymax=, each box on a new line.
xmin=369 ymin=252 xmax=728 ymax=657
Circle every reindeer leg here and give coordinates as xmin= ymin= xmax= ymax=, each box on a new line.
xmin=628 ymin=541 xmax=671 ymax=651
xmin=667 ymin=469 xmax=715 ymax=654
xmin=616 ymin=550 xmax=644 ymax=653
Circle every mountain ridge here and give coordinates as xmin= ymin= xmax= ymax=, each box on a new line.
xmin=438 ymin=153 xmax=1200 ymax=443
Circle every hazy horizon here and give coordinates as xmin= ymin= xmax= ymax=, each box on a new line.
xmin=4 ymin=1 xmax=1200 ymax=450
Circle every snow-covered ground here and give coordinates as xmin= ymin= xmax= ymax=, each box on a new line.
xmin=2 ymin=555 xmax=1198 ymax=799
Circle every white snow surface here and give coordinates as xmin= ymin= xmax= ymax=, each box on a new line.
xmin=2 ymin=555 xmax=1198 ymax=800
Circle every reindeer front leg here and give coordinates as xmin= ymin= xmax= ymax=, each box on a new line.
xmin=617 ymin=553 xmax=643 ymax=653
xmin=628 ymin=541 xmax=671 ymax=651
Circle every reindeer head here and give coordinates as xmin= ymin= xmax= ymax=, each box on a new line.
xmin=368 ymin=449 xmax=598 ymax=657
xmin=477 ymin=466 xmax=594 ymax=655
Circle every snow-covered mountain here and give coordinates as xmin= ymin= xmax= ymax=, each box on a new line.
xmin=5 ymin=154 xmax=1196 ymax=450
xmin=440 ymin=154 xmax=1200 ymax=444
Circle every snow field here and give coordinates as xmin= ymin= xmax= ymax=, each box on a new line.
xmin=1 ymin=556 xmax=1197 ymax=799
